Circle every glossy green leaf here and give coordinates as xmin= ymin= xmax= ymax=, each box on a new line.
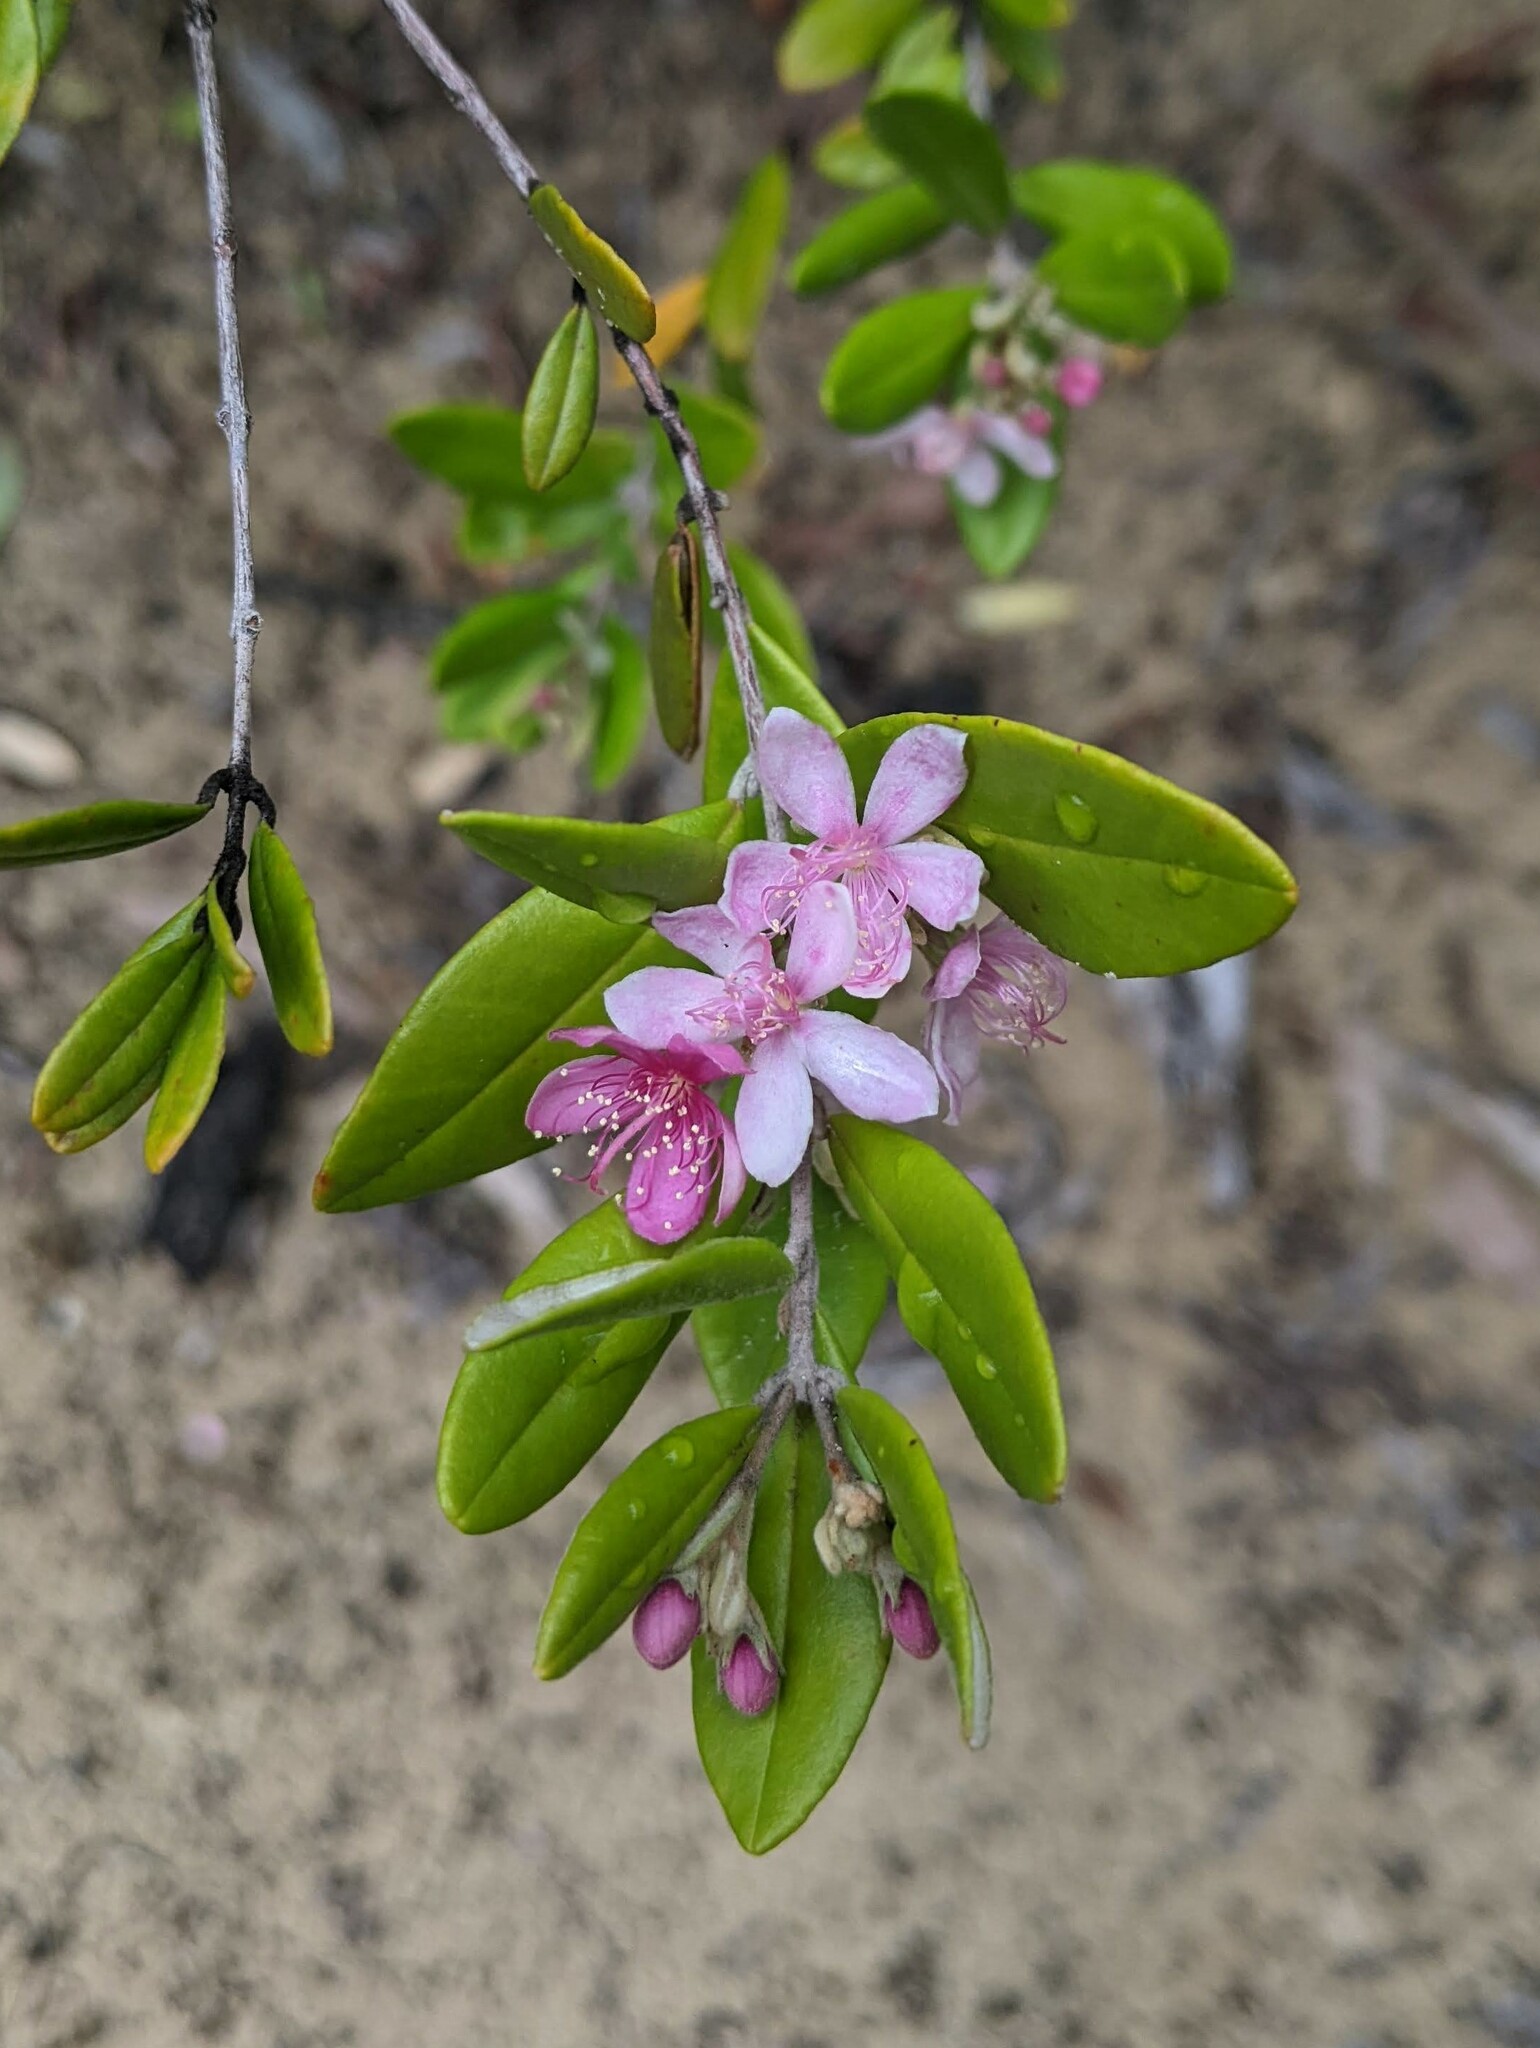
xmin=836 ymin=1386 xmax=992 ymax=1747
xmin=438 ymin=1203 xmax=680 ymax=1535
xmin=665 ymin=384 xmax=761 ymax=491
xmin=778 ymin=0 xmax=924 ymax=88
xmin=789 ymin=182 xmax=949 ymax=295
xmin=527 ymin=182 xmax=656 ymax=342
xmin=42 ymin=1057 xmax=168 ymax=1156
xmin=692 ymin=1178 xmax=889 ymax=1406
xmin=0 ymin=798 xmax=211 ymax=869
xmin=726 ymin=544 xmax=816 ymax=679
xmin=839 ymin=711 xmax=1298 ymax=973
xmin=650 ymin=527 xmax=703 ymax=759
xmin=534 ymin=1405 xmax=763 ymax=1678
xmin=429 ymin=585 xmax=579 ymax=693
xmin=589 ymin=616 xmax=650 ymax=791
xmin=34 ymin=0 xmax=71 ymax=70
xmin=704 ymin=624 xmax=845 ymax=804
xmin=1014 ymin=158 xmax=1231 ymax=302
xmin=247 ymin=823 xmax=333 ymax=1057
xmin=875 ymin=7 xmax=966 ymax=97
xmin=466 ymin=1237 xmax=793 ymax=1352
xmin=204 ymin=881 xmax=255 ymax=1001
xmin=693 ymin=1410 xmax=891 ymax=1853
xmin=951 ymin=462 xmax=1059 ymax=578
xmin=705 ymin=153 xmax=790 ymax=364
xmin=1036 ymin=227 xmax=1190 ymax=347
xmin=0 ymin=0 xmax=39 ymax=167
xmin=522 ymin=303 xmax=600 ymax=491
xmin=391 ymin=406 xmax=632 ymax=506
xmin=828 ymin=1115 xmax=1065 ymax=1500
xmin=981 ymin=8 xmax=1063 ymax=96
xmin=864 ymin=91 xmax=1010 ymax=237
xmin=820 ymin=285 xmax=982 ymax=434
xmin=143 ymin=955 xmax=227 ymax=1174
xmin=32 ymin=906 xmax=207 ymax=1142
xmin=314 ymin=808 xmax=744 ymax=1213
xmin=443 ymin=798 xmax=744 ymax=924
xmin=812 ymin=113 xmax=902 ymax=190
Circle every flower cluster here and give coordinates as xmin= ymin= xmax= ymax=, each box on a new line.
xmin=526 ymin=712 xmax=1071 ymax=1242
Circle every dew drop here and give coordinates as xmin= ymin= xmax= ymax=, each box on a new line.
xmin=1054 ymin=792 xmax=1099 ymax=844
xmin=1162 ymin=863 xmax=1208 ymax=897
xmin=661 ymin=1435 xmax=695 ymax=1469
xmin=626 ymin=1498 xmax=647 ymax=1522
xmin=578 ymin=852 xmax=600 ymax=868
xmin=975 ymin=1355 xmax=998 ymax=1382
xmin=969 ymin=825 xmax=997 ymax=850
xmin=1013 ymin=1412 xmax=1027 ymax=1428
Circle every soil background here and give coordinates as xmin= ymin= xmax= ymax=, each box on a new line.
xmin=4 ymin=2 xmax=1540 ymax=2043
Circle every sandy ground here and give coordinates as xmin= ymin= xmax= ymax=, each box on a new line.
xmin=4 ymin=1 xmax=1540 ymax=2042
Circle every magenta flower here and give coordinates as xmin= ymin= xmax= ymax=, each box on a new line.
xmin=721 ymin=1635 xmax=778 ymax=1716
xmin=1056 ymin=357 xmax=1103 ymax=409
xmin=632 ymin=1579 xmax=701 ymax=1669
xmin=883 ymin=1578 xmax=941 ymax=1660
xmin=858 ymin=403 xmax=1058 ymax=506
xmin=721 ymin=709 xmax=983 ymax=999
xmin=605 ymin=888 xmax=938 ymax=1187
xmin=923 ymin=915 xmax=1069 ymax=1124
xmin=525 ymin=1026 xmax=746 ymax=1243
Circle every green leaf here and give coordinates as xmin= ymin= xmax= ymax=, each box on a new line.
xmin=726 ymin=544 xmax=816 ymax=679
xmin=875 ymin=7 xmax=966 ymax=96
xmin=247 ymin=823 xmax=333 ymax=1057
xmin=705 ymin=153 xmax=790 ymax=364
xmin=0 ymin=0 xmax=40 ymax=168
xmin=204 ymin=881 xmax=255 ymax=1001
xmin=521 ymin=303 xmax=600 ymax=491
xmin=980 ymin=8 xmax=1063 ymax=98
xmin=1036 ymin=227 xmax=1190 ymax=347
xmin=703 ymin=624 xmax=845 ymax=805
xmin=864 ymin=91 xmax=1010 ymax=237
xmin=527 ymin=183 xmax=656 ymax=342
xmin=443 ymin=798 xmax=744 ymax=924
xmin=589 ymin=616 xmax=650 ymax=791
xmin=692 ymin=1178 xmax=889 ymax=1406
xmin=438 ymin=1202 xmax=680 ymax=1535
xmin=664 ymin=384 xmax=761 ymax=491
xmin=951 ymin=462 xmax=1059 ymax=578
xmin=466 ymin=1237 xmax=794 ymax=1352
xmin=437 ymin=641 xmax=570 ymax=746
xmin=789 ymin=182 xmax=949 ymax=295
xmin=391 ymin=406 xmax=632 ymax=507
xmin=986 ymin=0 xmax=1071 ymax=21
xmin=143 ymin=954 xmax=227 ymax=1175
xmin=778 ymin=0 xmax=925 ymax=89
xmin=1014 ymin=158 xmax=1232 ymax=302
xmin=31 ymin=904 xmax=207 ymax=1144
xmin=693 ymin=1410 xmax=890 ymax=1853
xmin=429 ymin=585 xmax=579 ymax=693
xmin=314 ymin=807 xmax=744 ymax=1213
xmin=34 ymin=0 xmax=71 ymax=71
xmin=836 ymin=1386 xmax=992 ymax=1747
xmin=839 ymin=712 xmax=1298 ymax=974
xmin=0 ymin=798 xmax=211 ymax=869
xmin=812 ymin=113 xmax=902 ymax=190
xmin=650 ymin=527 xmax=704 ymax=760
xmin=827 ymin=1115 xmax=1065 ymax=1501
xmin=820 ymin=285 xmax=982 ymax=434
xmin=534 ymin=1405 xmax=763 ymax=1679
xmin=41 ymin=1056 xmax=169 ymax=1156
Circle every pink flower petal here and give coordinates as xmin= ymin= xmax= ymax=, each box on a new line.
xmin=652 ymin=904 xmax=757 ymax=975
xmin=606 ymin=966 xmax=727 ymax=1046
xmin=951 ymin=446 xmax=1002 ymax=506
xmin=549 ymin=1024 xmax=630 ymax=1051
xmin=923 ymin=996 xmax=981 ymax=1125
xmin=715 ymin=1118 xmax=747 ymax=1222
xmin=757 ymin=708 xmax=858 ymax=842
xmin=889 ymin=839 xmax=983 ymax=931
xmin=625 ymin=1133 xmax=713 ymax=1242
xmin=863 ymin=723 xmax=970 ymax=846
xmin=976 ymin=412 xmax=1058 ymax=479
xmin=786 ymin=880 xmax=858 ymax=1002
xmin=525 ymin=1055 xmax=636 ymax=1139
xmin=721 ymin=840 xmax=799 ymax=935
xmin=927 ymin=926 xmax=981 ymax=1003
xmin=734 ymin=1031 xmax=813 ymax=1186
xmin=796 ymin=1011 xmax=939 ymax=1124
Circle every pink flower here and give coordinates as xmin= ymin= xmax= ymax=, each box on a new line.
xmin=721 ymin=1635 xmax=778 ymax=1715
xmin=605 ymin=889 xmax=938 ymax=1187
xmin=883 ymin=1578 xmax=941 ymax=1659
xmin=858 ymin=403 xmax=1058 ymax=507
xmin=632 ymin=1579 xmax=700 ymax=1669
xmin=1056 ymin=357 xmax=1103 ymax=409
xmin=525 ymin=1027 xmax=747 ymax=1243
xmin=923 ymin=915 xmax=1068 ymax=1124
xmin=721 ymin=709 xmax=983 ymax=999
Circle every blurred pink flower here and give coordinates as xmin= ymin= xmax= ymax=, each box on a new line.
xmin=1056 ymin=356 xmax=1103 ymax=409
xmin=858 ymin=402 xmax=1058 ymax=506
xmin=924 ymin=915 xmax=1069 ymax=1123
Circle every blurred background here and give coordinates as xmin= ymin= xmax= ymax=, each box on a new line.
xmin=4 ymin=1 xmax=1540 ymax=2041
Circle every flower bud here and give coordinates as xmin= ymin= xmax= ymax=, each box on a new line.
xmin=1020 ymin=403 xmax=1054 ymax=438
xmin=883 ymin=1578 xmax=941 ymax=1660
xmin=721 ymin=1635 xmax=778 ymax=1716
xmin=703 ymin=1541 xmax=750 ymax=1642
xmin=632 ymin=1578 xmax=700 ymax=1670
xmin=1056 ymin=357 xmax=1103 ymax=409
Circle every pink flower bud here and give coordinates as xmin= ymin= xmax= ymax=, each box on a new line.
xmin=1020 ymin=403 xmax=1054 ymax=438
xmin=884 ymin=1578 xmax=941 ymax=1659
xmin=632 ymin=1579 xmax=700 ymax=1669
xmin=978 ymin=353 xmax=1010 ymax=391
xmin=721 ymin=1635 xmax=778 ymax=1715
xmin=1056 ymin=357 xmax=1103 ymax=409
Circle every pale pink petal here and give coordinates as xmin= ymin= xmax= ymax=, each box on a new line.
xmin=652 ymin=904 xmax=757 ymax=975
xmin=660 ymin=1035 xmax=747 ymax=1085
xmin=734 ymin=1031 xmax=813 ymax=1186
xmin=951 ymin=446 xmax=1002 ymax=506
xmin=785 ymin=881 xmax=858 ymax=1002
xmin=757 ymin=708 xmax=858 ymax=842
xmin=624 ymin=1129 xmax=712 ymax=1241
xmin=606 ymin=966 xmax=727 ymax=1046
xmin=715 ymin=1120 xmax=747 ymax=1222
xmin=976 ymin=412 xmax=1058 ymax=479
xmin=853 ymin=405 xmax=949 ymax=457
xmin=797 ymin=1012 xmax=939 ymax=1124
xmin=844 ymin=862 xmax=911 ymax=997
xmin=863 ymin=723 xmax=970 ymax=845
xmin=889 ymin=839 xmax=983 ymax=931
xmin=526 ymin=1056 xmax=634 ymax=1139
xmin=722 ymin=841 xmax=799 ymax=935
xmin=926 ymin=925 xmax=981 ymax=1003
xmin=924 ymin=997 xmax=981 ymax=1125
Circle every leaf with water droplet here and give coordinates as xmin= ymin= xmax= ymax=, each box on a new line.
xmin=442 ymin=799 xmax=746 ymax=926
xmin=1055 ymin=791 xmax=1099 ymax=844
xmin=464 ymin=1238 xmax=794 ymax=1352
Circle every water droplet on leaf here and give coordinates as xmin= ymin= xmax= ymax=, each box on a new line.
xmin=1055 ymin=792 xmax=1098 ymax=844
xmin=578 ymin=852 xmax=600 ymax=869
xmin=661 ymin=1435 xmax=695 ymax=1469
xmin=627 ymin=1498 xmax=646 ymax=1521
xmin=975 ymin=1355 xmax=998 ymax=1381
xmin=1162 ymin=863 xmax=1208 ymax=897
